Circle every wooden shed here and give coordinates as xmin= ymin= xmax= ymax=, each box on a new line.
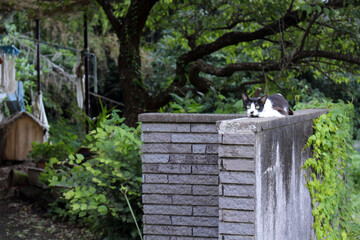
xmin=0 ymin=111 xmax=47 ymax=164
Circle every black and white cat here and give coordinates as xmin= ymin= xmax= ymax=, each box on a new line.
xmin=241 ymin=93 xmax=293 ymax=118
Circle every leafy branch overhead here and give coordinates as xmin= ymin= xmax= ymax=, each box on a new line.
xmin=2 ymin=0 xmax=360 ymax=126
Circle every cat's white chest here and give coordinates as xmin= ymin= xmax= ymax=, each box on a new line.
xmin=259 ymin=99 xmax=285 ymax=118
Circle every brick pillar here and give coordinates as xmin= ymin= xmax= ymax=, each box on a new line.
xmin=139 ymin=113 xmax=241 ymax=240
xmin=218 ymin=132 xmax=256 ymax=240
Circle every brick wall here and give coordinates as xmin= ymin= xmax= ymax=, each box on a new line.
xmin=139 ymin=109 xmax=327 ymax=239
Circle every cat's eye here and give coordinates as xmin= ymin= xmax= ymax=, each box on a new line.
xmin=255 ymin=105 xmax=260 ymax=109
xmin=246 ymin=105 xmax=251 ymax=109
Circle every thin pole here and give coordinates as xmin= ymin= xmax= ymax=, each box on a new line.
xmin=36 ymin=19 xmax=41 ymax=94
xmin=84 ymin=13 xmax=90 ymax=132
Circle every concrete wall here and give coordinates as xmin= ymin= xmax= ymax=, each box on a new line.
xmin=139 ymin=109 xmax=327 ymax=240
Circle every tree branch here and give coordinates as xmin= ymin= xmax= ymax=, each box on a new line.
xmin=96 ymin=0 xmax=123 ymax=39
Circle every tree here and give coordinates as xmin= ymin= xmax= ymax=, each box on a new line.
xmin=98 ymin=0 xmax=360 ymax=126
xmin=1 ymin=0 xmax=360 ymax=126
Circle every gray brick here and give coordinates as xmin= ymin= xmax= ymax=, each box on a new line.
xmin=206 ymin=144 xmax=218 ymax=154
xmin=172 ymin=195 xmax=218 ymax=206
xmin=144 ymin=236 xmax=170 ymax=240
xmin=143 ymin=184 xmax=192 ymax=194
xmin=169 ymin=175 xmax=218 ymax=185
xmin=142 ymin=132 xmax=172 ymax=143
xmin=172 ymin=216 xmax=218 ymax=227
xmin=192 ymin=165 xmax=219 ymax=175
xmin=222 ymin=159 xmax=254 ymax=172
xmin=144 ymin=205 xmax=193 ymax=215
xmin=219 ymin=222 xmax=254 ymax=235
xmin=222 ymin=236 xmax=254 ymax=240
xmin=191 ymin=124 xmax=218 ymax=133
xmin=171 ymin=133 xmax=218 ymax=144
xmin=142 ymin=144 xmax=192 ymax=153
xmin=192 ymin=144 xmax=206 ymax=154
xmin=192 ymin=185 xmax=219 ymax=196
xmin=143 ymin=225 xmax=192 ymax=236
xmin=170 ymin=154 xmax=218 ymax=165
xmin=142 ymin=123 xmax=190 ymax=133
xmin=193 ymin=227 xmax=218 ymax=237
xmin=222 ymin=134 xmax=255 ymax=145
xmin=142 ymin=154 xmax=170 ymax=163
xmin=144 ymin=215 xmax=171 ymax=225
xmin=193 ymin=206 xmax=219 ymax=217
xmin=219 ymin=197 xmax=254 ymax=211
xmin=144 ymin=174 xmax=168 ymax=183
xmin=223 ymin=185 xmax=255 ymax=198
xmin=222 ymin=210 xmax=255 ymax=223
xmin=170 ymin=238 xmax=217 ymax=240
xmin=218 ymin=145 xmax=254 ymax=158
xmin=143 ymin=194 xmax=172 ymax=204
xmin=143 ymin=164 xmax=192 ymax=174
xmin=219 ymin=172 xmax=255 ymax=185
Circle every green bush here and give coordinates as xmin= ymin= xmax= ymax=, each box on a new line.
xmin=295 ymin=100 xmax=360 ymax=240
xmin=42 ymin=111 xmax=142 ymax=239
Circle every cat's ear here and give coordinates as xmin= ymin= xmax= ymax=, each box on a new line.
xmin=259 ymin=95 xmax=268 ymax=105
xmin=241 ymin=93 xmax=249 ymax=103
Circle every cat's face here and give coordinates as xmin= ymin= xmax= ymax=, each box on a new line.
xmin=241 ymin=93 xmax=267 ymax=117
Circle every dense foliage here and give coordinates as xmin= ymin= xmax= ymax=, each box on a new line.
xmin=40 ymin=111 xmax=142 ymax=240
xmin=296 ymin=100 xmax=360 ymax=239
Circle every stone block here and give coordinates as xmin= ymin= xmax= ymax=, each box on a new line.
xmin=169 ymin=175 xmax=218 ymax=185
xmin=143 ymin=184 xmax=192 ymax=194
xmin=142 ymin=154 xmax=170 ymax=163
xmin=144 ymin=205 xmax=193 ymax=215
xmin=142 ymin=133 xmax=172 ymax=143
xmin=172 ymin=195 xmax=218 ymax=206
xmin=219 ymin=222 xmax=254 ymax=235
xmin=193 ymin=227 xmax=218 ymax=237
xmin=222 ymin=210 xmax=255 ymax=223
xmin=219 ymin=197 xmax=254 ymax=211
xmin=222 ymin=236 xmax=254 ymax=240
xmin=219 ymin=172 xmax=255 ymax=185
xmin=191 ymin=144 xmax=218 ymax=154
xmin=143 ymin=164 xmax=192 ymax=174
xmin=142 ymin=123 xmax=191 ymax=133
xmin=171 ymin=133 xmax=218 ymax=143
xmin=193 ymin=206 xmax=219 ymax=217
xmin=191 ymin=124 xmax=218 ymax=133
xmin=143 ymin=225 xmax=192 ymax=236
xmin=192 ymin=165 xmax=219 ymax=175
xmin=144 ymin=174 xmax=168 ymax=183
xmin=222 ymin=159 xmax=254 ymax=172
xmin=142 ymin=194 xmax=172 ymax=204
xmin=192 ymin=185 xmax=219 ymax=196
xmin=171 ymin=216 xmax=218 ymax=227
xmin=192 ymin=144 xmax=206 ymax=153
xmin=218 ymin=145 xmax=254 ymax=158
xmin=223 ymin=185 xmax=255 ymax=198
xmin=144 ymin=215 xmax=171 ymax=225
xmin=144 ymin=236 xmax=170 ymax=240
xmin=170 ymin=154 xmax=218 ymax=165
xmin=142 ymin=143 xmax=192 ymax=153
xmin=222 ymin=133 xmax=255 ymax=145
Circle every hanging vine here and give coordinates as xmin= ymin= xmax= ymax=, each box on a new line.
xmin=296 ymin=100 xmax=359 ymax=239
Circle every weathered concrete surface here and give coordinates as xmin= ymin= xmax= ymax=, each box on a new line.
xmin=139 ymin=109 xmax=328 ymax=240
xmin=217 ymin=109 xmax=327 ymax=239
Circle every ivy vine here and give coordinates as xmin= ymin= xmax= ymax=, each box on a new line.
xmin=296 ymin=100 xmax=359 ymax=239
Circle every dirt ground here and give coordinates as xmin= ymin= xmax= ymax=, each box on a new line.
xmin=0 ymin=162 xmax=96 ymax=240
xmin=0 ymin=196 xmax=95 ymax=240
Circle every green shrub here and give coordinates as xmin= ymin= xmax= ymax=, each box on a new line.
xmin=296 ymin=100 xmax=360 ymax=239
xmin=28 ymin=141 xmax=70 ymax=163
xmin=41 ymin=111 xmax=142 ymax=240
